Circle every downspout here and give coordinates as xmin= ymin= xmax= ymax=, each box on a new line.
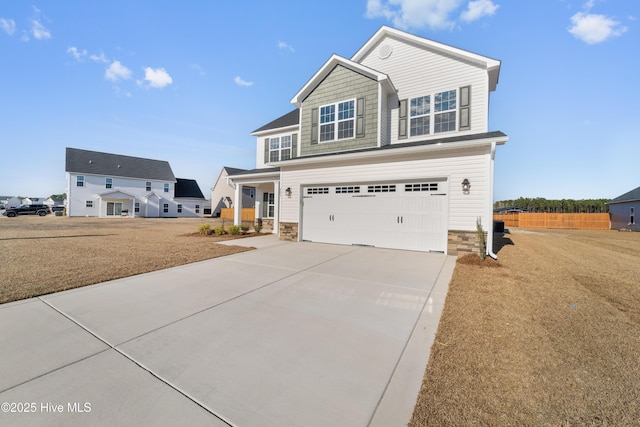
xmin=487 ymin=141 xmax=498 ymax=259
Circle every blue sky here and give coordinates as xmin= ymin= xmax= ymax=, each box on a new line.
xmin=0 ymin=0 xmax=637 ymax=201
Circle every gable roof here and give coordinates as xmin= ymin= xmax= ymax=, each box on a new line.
xmin=175 ymin=178 xmax=205 ymax=199
xmin=252 ymin=109 xmax=299 ymax=134
xmin=66 ymin=148 xmax=175 ymax=181
xmin=608 ymin=186 xmax=640 ymax=204
xmin=352 ymin=26 xmax=501 ymax=91
xmin=290 ymin=55 xmax=396 ymax=107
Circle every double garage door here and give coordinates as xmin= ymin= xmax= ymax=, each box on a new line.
xmin=301 ymin=180 xmax=448 ymax=252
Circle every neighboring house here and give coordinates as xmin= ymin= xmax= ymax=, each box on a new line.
xmin=215 ymin=26 xmax=508 ymax=255
xmin=608 ymin=186 xmax=640 ymax=231
xmin=44 ymin=197 xmax=65 ymax=210
xmin=0 ymin=196 xmax=22 ymax=209
xmin=210 ymin=166 xmax=256 ymax=217
xmin=65 ymin=148 xmax=206 ymax=218
xmin=22 ymin=197 xmax=46 ymax=205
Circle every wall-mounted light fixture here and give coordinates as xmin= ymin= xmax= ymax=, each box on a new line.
xmin=285 ymin=187 xmax=292 ymax=197
xmin=461 ymin=178 xmax=471 ymax=194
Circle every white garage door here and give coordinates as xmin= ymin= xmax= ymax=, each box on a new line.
xmin=301 ymin=181 xmax=448 ymax=252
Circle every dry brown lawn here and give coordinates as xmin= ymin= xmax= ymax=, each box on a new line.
xmin=411 ymin=228 xmax=640 ymax=426
xmin=2 ymin=217 xmax=639 ymax=425
xmin=0 ymin=216 xmax=257 ymax=304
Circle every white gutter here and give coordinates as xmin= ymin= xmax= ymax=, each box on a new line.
xmin=487 ymin=141 xmax=498 ymax=260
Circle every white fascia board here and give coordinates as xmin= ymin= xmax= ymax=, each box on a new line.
xmin=271 ymin=135 xmax=508 ymax=167
xmin=251 ymin=124 xmax=300 ymax=137
xmin=290 ymin=55 xmax=395 ymax=107
xmin=227 ymin=171 xmax=280 ymax=185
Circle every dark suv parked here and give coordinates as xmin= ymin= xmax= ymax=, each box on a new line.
xmin=3 ymin=204 xmax=51 ymax=217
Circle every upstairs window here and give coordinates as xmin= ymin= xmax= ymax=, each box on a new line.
xmin=164 ymin=183 xmax=170 ymax=193
xmin=76 ymin=176 xmax=85 ymax=187
xmin=319 ymin=99 xmax=355 ymax=142
xmin=269 ymin=135 xmax=291 ymax=162
xmin=408 ymin=89 xmax=458 ymax=137
xmin=146 ymin=182 xmax=151 ymax=191
xmin=105 ymin=178 xmax=113 ymax=189
xmin=434 ymin=90 xmax=457 ymax=133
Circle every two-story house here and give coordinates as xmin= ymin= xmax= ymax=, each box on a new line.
xmin=65 ymin=147 xmax=206 ymax=218
xmin=218 ymin=26 xmax=508 ymax=255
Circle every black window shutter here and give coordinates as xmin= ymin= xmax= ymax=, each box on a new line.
xmin=291 ymin=133 xmax=298 ymax=158
xmin=311 ymin=108 xmax=318 ymax=145
xmin=459 ymin=86 xmax=471 ymax=130
xmin=356 ymin=97 xmax=365 ymax=137
xmin=264 ymin=138 xmax=270 ymax=163
xmin=398 ymin=99 xmax=408 ymax=139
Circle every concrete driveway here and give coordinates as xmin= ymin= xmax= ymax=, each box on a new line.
xmin=0 ymin=235 xmax=455 ymax=427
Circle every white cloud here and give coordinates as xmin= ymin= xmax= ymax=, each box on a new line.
xmin=460 ymin=0 xmax=499 ymax=22
xmin=366 ymin=0 xmax=497 ymax=30
xmin=234 ymin=76 xmax=253 ymax=87
xmin=0 ymin=18 xmax=16 ymax=36
xmin=105 ymin=60 xmax=132 ymax=82
xmin=141 ymin=67 xmax=173 ymax=88
xmin=278 ymin=41 xmax=295 ymax=52
xmin=568 ymin=12 xmax=627 ymax=44
xmin=67 ymin=46 xmax=87 ymax=61
xmin=31 ymin=18 xmax=51 ymax=39
xmin=90 ymin=53 xmax=109 ymax=63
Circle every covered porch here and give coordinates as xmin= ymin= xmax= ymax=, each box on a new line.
xmin=227 ymin=168 xmax=280 ymax=233
xmin=97 ymin=190 xmax=137 ymax=218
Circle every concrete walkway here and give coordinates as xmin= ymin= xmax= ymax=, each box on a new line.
xmin=0 ymin=235 xmax=455 ymax=426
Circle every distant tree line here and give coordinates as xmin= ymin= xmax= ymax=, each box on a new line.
xmin=494 ymin=198 xmax=610 ymax=213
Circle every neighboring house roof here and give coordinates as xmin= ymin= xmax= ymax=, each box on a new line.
xmin=351 ymin=25 xmax=501 ymax=91
xmin=608 ymin=186 xmax=640 ymax=204
xmin=65 ymin=147 xmax=176 ymax=181
xmin=290 ymin=55 xmax=396 ymax=107
xmin=226 ymin=167 xmax=281 ymax=177
xmin=175 ymin=178 xmax=205 ymax=199
xmin=222 ymin=166 xmax=249 ymax=175
xmin=252 ymin=109 xmax=299 ymax=134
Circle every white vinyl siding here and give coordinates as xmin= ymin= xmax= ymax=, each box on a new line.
xmin=280 ymin=145 xmax=491 ymax=233
xmin=358 ymin=36 xmax=490 ymax=143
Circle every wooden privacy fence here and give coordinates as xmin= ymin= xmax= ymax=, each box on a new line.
xmin=220 ymin=208 xmax=255 ymax=221
xmin=493 ymin=213 xmax=610 ymax=230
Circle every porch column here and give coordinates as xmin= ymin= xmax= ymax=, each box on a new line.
xmin=273 ymin=182 xmax=280 ymax=234
xmin=234 ymin=184 xmax=242 ymax=226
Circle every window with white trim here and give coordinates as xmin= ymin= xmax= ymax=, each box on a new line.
xmin=269 ymin=135 xmax=291 ymax=162
xmin=76 ymin=176 xmax=84 ymax=187
xmin=177 ymin=204 xmax=182 ymax=213
xmin=368 ymin=184 xmax=396 ymax=193
xmin=262 ymin=193 xmax=275 ymax=217
xmin=105 ymin=178 xmax=113 ymax=189
xmin=319 ymin=99 xmax=355 ymax=142
xmin=164 ymin=183 xmax=170 ymax=193
xmin=146 ymin=182 xmax=151 ymax=191
xmin=163 ymin=203 xmax=169 ymax=213
xmin=195 ymin=204 xmax=200 ymax=214
xmin=135 ymin=202 xmax=140 ymax=213
xmin=85 ymin=200 xmax=93 ymax=208
xmin=405 ymin=183 xmax=438 ymax=192
xmin=306 ymin=187 xmax=329 ymax=195
xmin=631 ymin=207 xmax=636 ymax=225
xmin=409 ymin=89 xmax=457 ymax=136
xmin=336 ymin=186 xmax=360 ymax=194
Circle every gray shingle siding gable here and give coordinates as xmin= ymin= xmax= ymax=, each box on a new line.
xmin=66 ymin=148 xmax=175 ymax=181
xmin=300 ymin=65 xmax=378 ymax=156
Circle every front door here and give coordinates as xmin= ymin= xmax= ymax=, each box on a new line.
xmin=106 ymin=202 xmax=122 ymax=216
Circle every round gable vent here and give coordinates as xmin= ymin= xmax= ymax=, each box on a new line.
xmin=378 ymin=43 xmax=393 ymax=59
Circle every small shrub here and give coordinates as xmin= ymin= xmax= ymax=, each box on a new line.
xmin=254 ymin=224 xmax=262 ymax=233
xmin=228 ymin=225 xmax=240 ymax=235
xmin=240 ymin=225 xmax=249 ymax=233
xmin=476 ymin=217 xmax=486 ymax=260
xmin=214 ymin=226 xmax=225 ymax=236
xmin=198 ymin=223 xmax=211 ymax=235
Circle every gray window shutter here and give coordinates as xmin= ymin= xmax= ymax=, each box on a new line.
xmin=291 ymin=133 xmax=298 ymax=158
xmin=356 ymin=97 xmax=365 ymax=137
xmin=264 ymin=138 xmax=270 ymax=163
xmin=398 ymin=99 xmax=408 ymax=139
xmin=459 ymin=86 xmax=470 ymax=130
xmin=311 ymin=108 xmax=318 ymax=145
